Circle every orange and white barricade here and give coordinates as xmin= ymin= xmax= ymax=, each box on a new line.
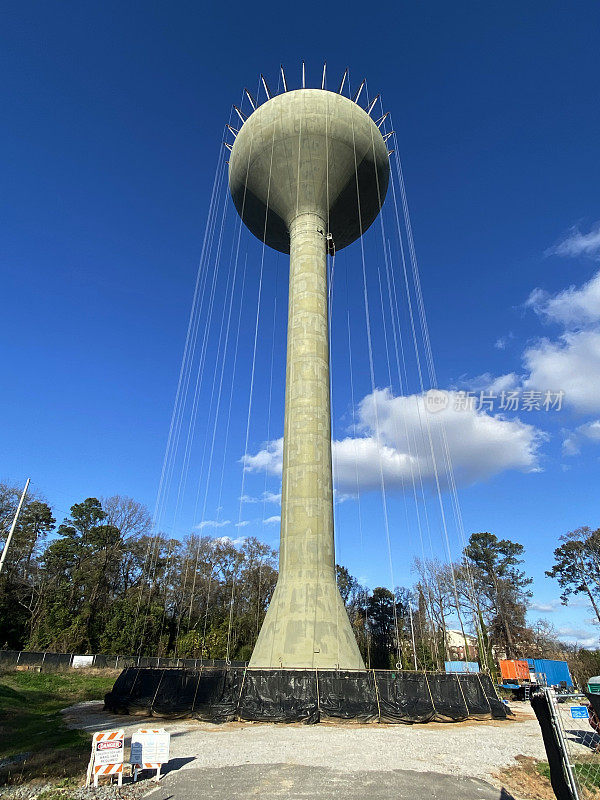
xmin=131 ymin=728 xmax=170 ymax=782
xmin=86 ymin=730 xmax=125 ymax=787
xmin=93 ymin=761 xmax=123 ymax=786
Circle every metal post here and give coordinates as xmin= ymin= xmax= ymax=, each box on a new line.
xmin=545 ymin=687 xmax=580 ymax=799
xmin=0 ymin=478 xmax=30 ymax=577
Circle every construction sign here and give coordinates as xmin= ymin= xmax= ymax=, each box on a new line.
xmin=86 ymin=729 xmax=124 ymax=787
xmin=131 ymin=728 xmax=170 ymax=782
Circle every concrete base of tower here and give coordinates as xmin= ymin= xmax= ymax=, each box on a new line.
xmin=248 ymin=578 xmax=365 ymax=669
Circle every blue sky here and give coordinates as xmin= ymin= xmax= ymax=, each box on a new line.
xmin=2 ymin=2 xmax=600 ymax=647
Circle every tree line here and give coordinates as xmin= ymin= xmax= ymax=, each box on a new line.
xmin=0 ymin=483 xmax=598 ymax=680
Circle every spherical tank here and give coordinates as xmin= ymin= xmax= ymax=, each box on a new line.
xmin=228 ymin=89 xmax=390 ymax=254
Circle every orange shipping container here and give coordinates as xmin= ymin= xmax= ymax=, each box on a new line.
xmin=499 ymin=659 xmax=530 ymax=681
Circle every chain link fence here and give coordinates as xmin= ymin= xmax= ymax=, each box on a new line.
xmin=0 ymin=650 xmax=247 ymax=671
xmin=533 ymin=687 xmax=600 ymax=800
xmin=550 ymin=689 xmax=600 ymax=799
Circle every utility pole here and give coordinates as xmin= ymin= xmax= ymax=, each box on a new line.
xmin=0 ymin=478 xmax=30 ymax=577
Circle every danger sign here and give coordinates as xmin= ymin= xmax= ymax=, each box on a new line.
xmin=86 ymin=730 xmax=125 ymax=787
xmin=97 ymin=740 xmax=123 ymax=753
xmin=92 ymin=730 xmax=124 ymax=766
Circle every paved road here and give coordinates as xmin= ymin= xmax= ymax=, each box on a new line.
xmin=145 ymin=763 xmax=516 ymax=799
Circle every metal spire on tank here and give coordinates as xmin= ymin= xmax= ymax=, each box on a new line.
xmin=352 ymin=79 xmax=366 ymax=103
xmin=366 ymin=94 xmax=380 ymax=115
xmin=261 ymin=74 xmax=272 ymax=99
xmin=244 ymin=88 xmax=257 ymax=110
xmin=233 ymin=105 xmax=247 ymax=124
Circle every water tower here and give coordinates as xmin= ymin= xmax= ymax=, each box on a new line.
xmin=228 ymin=77 xmax=390 ymax=669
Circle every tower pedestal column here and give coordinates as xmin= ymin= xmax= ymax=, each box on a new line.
xmin=249 ymin=212 xmax=365 ymax=669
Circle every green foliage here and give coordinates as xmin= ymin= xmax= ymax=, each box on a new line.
xmin=366 ymin=587 xmax=398 ymax=669
xmin=0 ymin=670 xmax=116 ymax=784
xmin=463 ymin=531 xmax=532 ymax=658
xmin=546 ymin=527 xmax=600 ymax=625
xmin=0 ymin=484 xmax=55 ymax=649
xmin=4 ymin=481 xmax=598 ymax=678
xmin=568 ymin=648 xmax=600 ymax=688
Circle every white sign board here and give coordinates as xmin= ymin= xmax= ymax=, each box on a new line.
xmin=93 ymin=732 xmax=124 ymax=766
xmin=73 ymin=655 xmax=94 ymax=668
xmin=131 ymin=730 xmax=170 ymax=765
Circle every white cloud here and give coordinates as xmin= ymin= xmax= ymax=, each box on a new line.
xmin=263 ymin=491 xmax=282 ymax=505
xmin=263 ymin=515 xmax=280 ymax=525
xmin=562 ymin=432 xmax=581 ymax=456
xmin=546 ymin=222 xmax=600 ymax=260
xmin=241 ymin=439 xmax=283 ymax=475
xmin=557 ymin=625 xmax=599 ymax=648
xmin=239 ymin=491 xmax=281 ymax=505
xmin=521 ymin=262 xmax=600 ymax=415
xmin=495 ymin=333 xmax=514 ymax=350
xmin=530 ymin=600 xmax=560 ymax=612
xmin=212 ymin=535 xmax=247 ymax=546
xmin=243 ymin=388 xmax=544 ymax=495
xmin=563 ymin=419 xmax=600 ymax=456
xmin=523 ymin=330 xmax=600 ymax=414
xmin=196 ymin=519 xmax=231 ymax=530
xmin=235 ymin=520 xmax=250 ymax=528
xmin=489 ymin=373 xmax=520 ymax=393
xmin=525 ymin=269 xmax=600 ymax=327
xmin=459 ymin=372 xmax=520 ymax=393
xmin=580 ymin=419 xmax=600 ymax=442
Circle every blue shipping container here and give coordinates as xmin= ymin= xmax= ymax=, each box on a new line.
xmin=444 ymin=661 xmax=479 ymax=673
xmin=527 ymin=658 xmax=573 ymax=688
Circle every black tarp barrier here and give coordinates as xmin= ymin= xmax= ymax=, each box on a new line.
xmin=456 ymin=673 xmax=491 ymax=719
xmin=318 ymin=670 xmax=378 ymax=722
xmin=105 ymin=667 xmax=508 ymax=724
xmin=479 ymin=672 xmax=510 ymax=719
xmin=426 ymin=673 xmax=468 ymax=721
xmin=152 ymin=669 xmax=199 ymax=717
xmin=16 ymin=651 xmax=46 ymax=666
xmin=192 ymin=669 xmax=233 ymax=721
xmin=42 ymin=652 xmax=73 ymax=669
xmin=375 ymin=670 xmax=435 ymax=723
xmin=239 ymin=670 xmax=319 ymax=723
xmin=93 ymin=655 xmax=119 ymax=669
xmin=0 ymin=651 xmax=19 ymax=665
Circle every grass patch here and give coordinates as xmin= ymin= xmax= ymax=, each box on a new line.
xmin=500 ymin=755 xmax=600 ymax=799
xmin=572 ymin=760 xmax=600 ymax=794
xmin=0 ymin=669 xmax=117 ymax=785
xmin=535 ymin=760 xmax=552 ymax=782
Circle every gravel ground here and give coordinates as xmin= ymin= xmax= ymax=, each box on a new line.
xmin=3 ymin=700 xmax=576 ymax=799
xmin=0 ymin=781 xmax=150 ymax=800
xmin=59 ymin=700 xmax=550 ymax=781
